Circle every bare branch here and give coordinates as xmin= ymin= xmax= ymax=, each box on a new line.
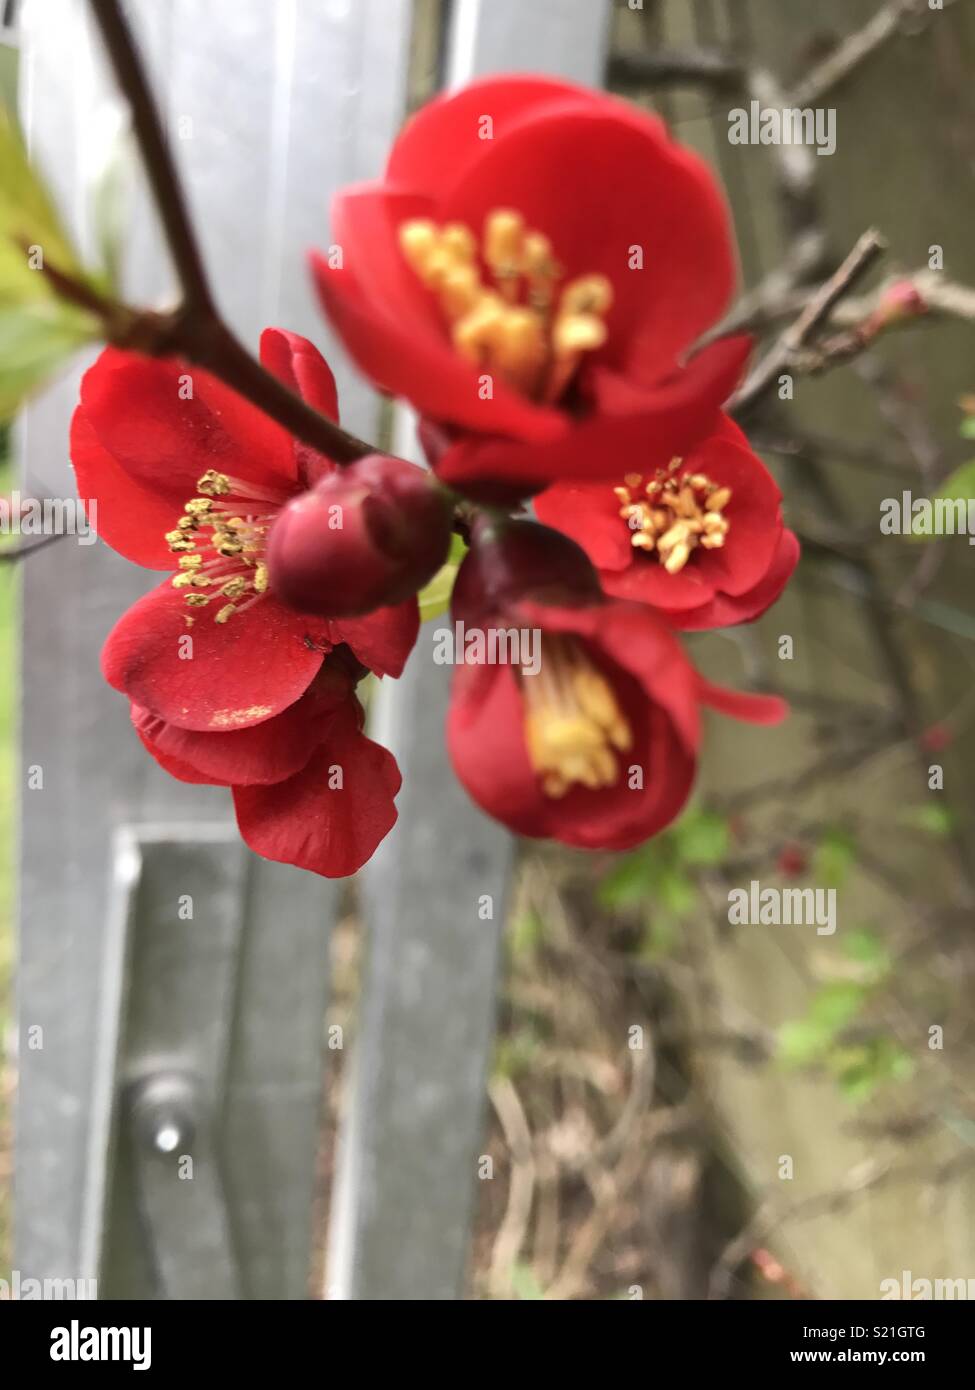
xmin=87 ymin=0 xmax=374 ymax=466
xmin=730 ymin=229 xmax=888 ymax=414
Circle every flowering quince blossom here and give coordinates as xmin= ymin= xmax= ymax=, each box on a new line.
xmin=445 ymin=519 xmax=786 ymax=850
xmin=535 ymin=413 xmax=799 ymax=629
xmin=311 ymin=76 xmax=751 ymax=499
xmin=70 ymin=328 xmax=418 ymax=877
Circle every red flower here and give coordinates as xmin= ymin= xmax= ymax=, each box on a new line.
xmin=71 ymin=329 xmax=416 ymax=877
xmin=445 ymin=519 xmax=785 ymax=849
xmin=312 ymin=76 xmax=749 ymax=499
xmin=535 ymin=415 xmax=798 ymax=629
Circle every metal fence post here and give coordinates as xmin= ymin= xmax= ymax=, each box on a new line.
xmin=325 ymin=0 xmax=613 ymax=1301
xmin=15 ymin=0 xmax=412 ymax=1298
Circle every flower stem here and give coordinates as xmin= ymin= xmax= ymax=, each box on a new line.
xmin=87 ymin=0 xmax=374 ymax=465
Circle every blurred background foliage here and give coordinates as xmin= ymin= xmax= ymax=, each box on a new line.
xmin=460 ymin=0 xmax=975 ymax=1298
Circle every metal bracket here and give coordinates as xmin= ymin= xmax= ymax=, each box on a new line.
xmin=82 ymin=824 xmax=247 ymax=1299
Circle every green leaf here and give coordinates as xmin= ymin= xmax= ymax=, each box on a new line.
xmin=673 ymin=807 xmax=729 ymax=866
xmin=959 ymin=419 xmax=975 ymax=440
xmin=0 ymin=300 xmax=96 ymax=423
xmin=778 ymin=1018 xmax=831 ymax=1066
xmin=0 ymin=107 xmax=100 ymax=418
xmin=897 ymin=802 xmax=954 ymax=837
xmin=0 ymin=105 xmax=83 ymax=284
xmin=658 ymin=865 xmax=696 ymax=916
xmin=509 ymin=907 xmax=544 ymax=960
xmin=640 ymin=912 xmax=679 ymax=960
xmin=832 ymin=1037 xmax=914 ymax=1102
xmin=778 ymin=981 xmax=868 ymax=1067
xmin=907 ymin=460 xmax=975 ymax=544
xmin=934 ymin=459 xmax=975 ymax=504
xmin=597 ymin=847 xmax=656 ymax=909
xmin=842 ymin=928 xmax=891 ymax=980
xmin=811 ymin=826 xmax=857 ymax=889
xmin=418 ymin=532 xmax=467 ymax=622
xmin=809 ymin=980 xmax=868 ymax=1032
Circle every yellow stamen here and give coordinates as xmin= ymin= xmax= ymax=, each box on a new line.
xmin=521 ymin=635 xmax=632 ymax=800
xmin=163 ymin=479 xmax=276 ymax=623
xmin=397 ymin=209 xmax=612 ymax=402
xmin=441 ymin=222 xmax=476 ymax=261
xmin=484 ymin=208 xmax=524 ymax=299
xmin=618 ymin=460 xmax=733 ymax=575
xmin=552 ymin=313 xmax=607 ymax=357
xmin=196 ymin=469 xmax=232 ymax=496
xmin=399 ymin=219 xmax=439 ymax=275
xmin=559 ymin=274 xmax=614 ymax=317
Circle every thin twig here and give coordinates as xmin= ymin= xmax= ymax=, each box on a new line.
xmin=730 ymin=229 xmax=887 ymax=414
xmin=488 ymin=1077 xmax=537 ymax=1299
xmin=0 ymin=534 xmax=68 ymax=563
xmin=791 ymin=0 xmax=936 ymax=109
xmin=608 ymin=47 xmax=743 ymax=91
xmin=87 ymin=0 xmax=374 ymax=466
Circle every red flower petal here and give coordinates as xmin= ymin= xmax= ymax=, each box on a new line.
xmin=233 ymin=700 xmax=401 ymax=877
xmin=697 ymin=677 xmax=788 ymax=726
xmin=435 ymin=336 xmax=750 ymax=492
xmin=79 ymin=347 xmax=298 ymax=503
xmin=102 ymin=580 xmax=327 ymax=731
xmin=447 ymin=656 xmax=695 ymax=851
xmin=675 ymin=527 xmax=800 ymax=630
xmin=516 ymin=599 xmax=700 ymax=753
xmin=131 ymin=680 xmax=334 ymax=787
xmin=534 ymin=481 xmax=633 ymax=572
xmin=326 ymin=598 xmax=420 ymax=680
xmin=537 ymin=412 xmax=790 ymax=623
xmin=447 ymin=597 xmax=701 ymax=849
xmin=684 ymin=436 xmax=782 ymax=596
xmin=311 ymin=190 xmax=564 ymax=443
xmin=133 ymin=712 xmax=221 ymax=785
xmin=386 ymin=76 xmax=596 ymax=196
xmin=70 ymin=407 xmax=184 ymax=570
xmin=441 ymin=104 xmax=735 ymax=378
xmin=259 ymin=327 xmax=340 ymax=421
xmin=601 ymin=559 xmax=718 ymax=611
xmin=259 ymin=327 xmax=342 ymax=485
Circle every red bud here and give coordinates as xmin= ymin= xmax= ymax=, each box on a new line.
xmin=268 ymin=454 xmax=453 ymax=617
xmin=866 ymin=279 xmax=928 ymax=334
xmin=451 ymin=517 xmax=603 ymax=626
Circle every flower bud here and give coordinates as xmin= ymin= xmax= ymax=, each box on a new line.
xmin=451 ymin=517 xmax=602 ymax=626
xmin=268 ymin=453 xmax=453 ymax=617
xmin=866 ymin=279 xmax=927 ymax=334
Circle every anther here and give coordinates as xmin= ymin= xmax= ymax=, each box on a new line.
xmin=196 ymin=470 xmax=232 ymax=497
